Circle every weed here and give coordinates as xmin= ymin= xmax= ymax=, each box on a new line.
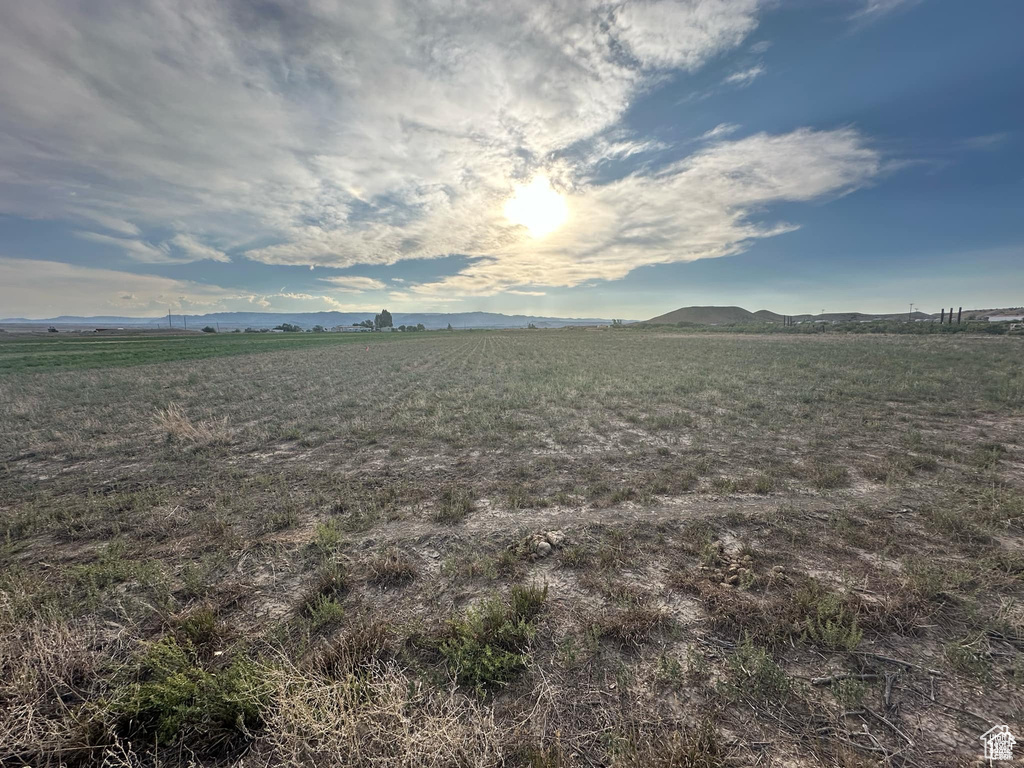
xmin=726 ymin=637 xmax=790 ymax=701
xmin=796 ymin=586 xmax=863 ymax=651
xmin=367 ymin=548 xmax=417 ymax=587
xmin=439 ymin=583 xmax=548 ymax=691
xmin=944 ymin=636 xmax=991 ymax=681
xmin=599 ymin=605 xmax=670 ymax=648
xmin=107 ymin=636 xmax=269 ymax=750
xmin=434 ymin=486 xmax=475 ymax=524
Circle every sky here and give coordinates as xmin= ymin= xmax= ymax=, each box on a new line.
xmin=0 ymin=0 xmax=1022 ymax=320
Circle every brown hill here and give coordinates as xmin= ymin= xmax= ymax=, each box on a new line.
xmin=646 ymin=306 xmax=758 ymax=325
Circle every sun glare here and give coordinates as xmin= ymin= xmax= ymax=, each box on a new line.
xmin=503 ymin=175 xmax=568 ymax=238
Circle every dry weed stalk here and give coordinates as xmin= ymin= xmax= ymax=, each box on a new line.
xmin=153 ymin=402 xmax=231 ymax=445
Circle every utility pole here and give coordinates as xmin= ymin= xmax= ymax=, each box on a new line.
xmin=908 ymin=303 xmax=914 ymax=322
xmin=183 ymin=314 xmax=187 ymax=330
xmin=168 ymin=308 xmax=172 ymax=328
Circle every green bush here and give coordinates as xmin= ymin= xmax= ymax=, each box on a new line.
xmin=440 ymin=583 xmax=547 ymax=691
xmin=797 ymin=587 xmax=863 ymax=651
xmin=107 ymin=636 xmax=270 ymax=749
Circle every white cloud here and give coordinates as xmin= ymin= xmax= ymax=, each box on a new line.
xmin=0 ymin=257 xmax=240 ymax=317
xmin=699 ymin=123 xmax=741 ymax=141
xmin=850 ymin=0 xmax=922 ymax=22
xmin=723 ymin=64 xmax=765 ymax=86
xmin=0 ymin=257 xmax=357 ymax=318
xmin=0 ymin=2 xmax=888 ymax=307
xmin=75 ymin=232 xmax=173 ymax=264
xmin=410 ymin=128 xmax=881 ymax=296
xmin=0 ymin=1 xmax=765 ymax=277
xmin=77 ymin=231 xmax=229 ymax=264
xmin=318 ymin=276 xmax=388 ymax=293
xmin=169 ymin=234 xmax=230 ymax=263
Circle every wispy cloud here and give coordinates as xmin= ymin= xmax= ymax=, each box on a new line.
xmin=318 ymin=276 xmax=388 ymax=293
xmin=0 ymin=256 xmax=360 ymax=318
xmin=410 ymin=128 xmax=881 ymax=296
xmin=76 ymin=231 xmax=228 ymax=264
xmin=723 ymin=64 xmax=765 ymax=86
xmin=849 ymin=0 xmax=922 ymax=23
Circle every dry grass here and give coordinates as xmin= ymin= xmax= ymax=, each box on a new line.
xmin=265 ymin=660 xmax=506 ymax=767
xmin=153 ymin=401 xmax=232 ymax=446
xmin=1 ymin=330 xmax=1023 ymax=766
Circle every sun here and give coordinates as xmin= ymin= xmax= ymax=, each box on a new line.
xmin=503 ymin=175 xmax=568 ymax=238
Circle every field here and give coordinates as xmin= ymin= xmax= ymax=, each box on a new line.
xmin=2 ymin=330 xmax=1023 ymax=766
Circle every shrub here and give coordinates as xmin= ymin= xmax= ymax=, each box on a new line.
xmin=367 ymin=548 xmax=417 ymax=587
xmin=599 ymin=605 xmax=670 ymax=648
xmin=726 ymin=637 xmax=790 ymax=701
xmin=434 ymin=486 xmax=475 ymax=524
xmin=796 ymin=587 xmax=863 ymax=651
xmin=302 ymin=561 xmax=349 ymax=627
xmin=440 ymin=583 xmax=548 ymax=691
xmin=107 ymin=637 xmax=269 ymax=750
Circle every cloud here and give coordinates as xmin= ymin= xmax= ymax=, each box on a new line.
xmin=75 ymin=232 xmax=173 ymax=263
xmin=0 ymin=257 xmax=241 ymax=317
xmin=723 ymin=64 xmax=765 ymax=86
xmin=962 ymin=132 xmax=1012 ymax=151
xmin=0 ymin=257 xmax=355 ymax=318
xmin=77 ymin=231 xmax=229 ymax=264
xmin=410 ymin=127 xmax=881 ymax=296
xmin=169 ymin=234 xmax=230 ymax=263
xmin=0 ymin=0 xmax=765 ymax=276
xmin=318 ymin=275 xmax=388 ymax=293
xmin=849 ymin=0 xmax=922 ymax=22
xmin=699 ymin=123 xmax=741 ymax=141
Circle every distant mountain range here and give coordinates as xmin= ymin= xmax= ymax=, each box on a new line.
xmin=645 ymin=305 xmax=1024 ymax=325
xmin=0 ymin=310 xmax=617 ymax=330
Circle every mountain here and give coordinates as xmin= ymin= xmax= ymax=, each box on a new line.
xmin=752 ymin=309 xmax=785 ymax=322
xmin=0 ymin=311 xmax=616 ymax=330
xmin=645 ymin=306 xmax=757 ymax=325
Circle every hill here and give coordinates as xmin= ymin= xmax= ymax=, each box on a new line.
xmin=752 ymin=309 xmax=785 ymax=322
xmin=645 ymin=306 xmax=757 ymax=325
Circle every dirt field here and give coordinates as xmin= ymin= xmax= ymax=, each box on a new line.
xmin=1 ymin=330 xmax=1022 ymax=766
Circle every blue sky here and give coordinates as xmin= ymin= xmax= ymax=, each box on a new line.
xmin=0 ymin=0 xmax=1021 ymax=319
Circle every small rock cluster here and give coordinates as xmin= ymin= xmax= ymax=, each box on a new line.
xmin=698 ymin=547 xmax=785 ymax=588
xmin=527 ymin=530 xmax=566 ymax=558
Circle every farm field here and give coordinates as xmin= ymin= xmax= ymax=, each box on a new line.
xmin=1 ymin=329 xmax=1023 ymax=766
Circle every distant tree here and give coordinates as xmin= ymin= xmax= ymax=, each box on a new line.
xmin=231 ymin=329 xmax=241 ymax=333
xmin=356 ymin=319 xmax=374 ymax=329
xmin=201 ymin=326 xmax=216 ymax=333
xmin=527 ymin=322 xmax=538 ymax=330
xmin=312 ymin=325 xmax=326 ymax=333
xmin=374 ymin=309 xmax=393 ymax=330
xmin=611 ymin=319 xmax=623 ymax=327
xmin=398 ymin=325 xmax=407 ymax=332
xmin=416 ymin=323 xmax=425 ymax=332
xmin=446 ymin=323 xmax=453 ymax=331
xmin=274 ymin=323 xmax=303 ymax=332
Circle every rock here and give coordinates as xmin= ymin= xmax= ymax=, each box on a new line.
xmin=534 ymin=540 xmax=553 ymax=557
xmin=726 ymin=574 xmax=739 ymax=585
xmin=771 ymin=565 xmax=784 ymax=574
xmin=545 ymin=530 xmax=566 ymax=548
